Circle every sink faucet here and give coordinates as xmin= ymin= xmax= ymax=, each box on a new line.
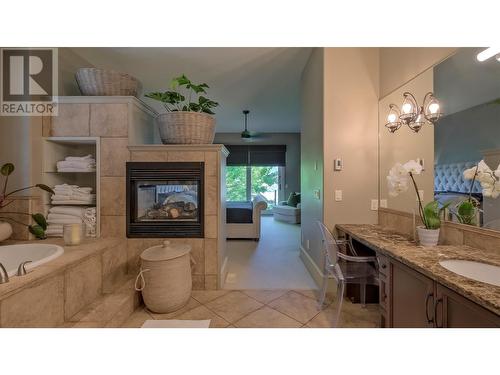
xmin=0 ymin=263 xmax=9 ymax=284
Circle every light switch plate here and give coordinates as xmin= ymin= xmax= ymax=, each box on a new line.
xmin=334 ymin=158 xmax=343 ymax=171
xmin=335 ymin=190 xmax=342 ymax=201
xmin=371 ymin=199 xmax=378 ymax=211
xmin=380 ymin=199 xmax=388 ymax=208
xmin=313 ymin=189 xmax=321 ymax=200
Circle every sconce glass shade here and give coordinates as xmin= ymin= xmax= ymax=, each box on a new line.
xmin=408 ymin=108 xmax=426 ymax=133
xmin=399 ymin=92 xmax=419 ymax=125
xmin=385 ymin=104 xmax=402 ymax=133
xmin=423 ymin=92 xmax=442 ymax=124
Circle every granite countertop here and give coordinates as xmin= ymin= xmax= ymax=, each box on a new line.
xmin=0 ymin=237 xmax=124 ymax=300
xmin=336 ymin=224 xmax=500 ymax=316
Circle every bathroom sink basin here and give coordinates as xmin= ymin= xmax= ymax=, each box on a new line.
xmin=439 ymin=260 xmax=500 ymax=287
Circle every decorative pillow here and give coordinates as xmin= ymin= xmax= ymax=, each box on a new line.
xmin=287 ymin=192 xmax=299 ymax=207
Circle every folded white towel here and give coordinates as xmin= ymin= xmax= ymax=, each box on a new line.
xmin=49 ymin=206 xmax=90 ymax=217
xmin=47 ymin=217 xmax=83 ymax=224
xmin=48 ymin=213 xmax=83 ymax=220
xmin=65 ymin=154 xmax=93 ymax=161
xmin=57 ymin=167 xmax=96 ymax=173
xmin=51 ymin=200 xmax=96 ymax=205
xmin=54 ymin=184 xmax=93 ymax=193
xmin=52 ymin=193 xmax=94 ymax=201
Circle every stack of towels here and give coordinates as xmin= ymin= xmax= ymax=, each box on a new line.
xmin=56 ymin=155 xmax=96 ymax=172
xmin=45 ymin=206 xmax=97 ymax=237
xmin=51 ymin=184 xmax=96 ymax=205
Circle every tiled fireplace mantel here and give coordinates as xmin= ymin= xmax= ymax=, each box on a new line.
xmin=128 ymin=144 xmax=229 ymax=289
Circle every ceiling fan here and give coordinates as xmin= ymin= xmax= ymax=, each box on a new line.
xmin=241 ymin=110 xmax=266 ymax=142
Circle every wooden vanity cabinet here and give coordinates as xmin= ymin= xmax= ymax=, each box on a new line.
xmin=435 ymin=284 xmax=500 ymax=328
xmin=384 ymin=257 xmax=500 ymax=328
xmin=389 ymin=260 xmax=435 ymax=328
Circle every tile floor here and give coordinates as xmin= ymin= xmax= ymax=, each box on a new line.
xmin=122 ymin=289 xmax=380 ymax=328
xmin=224 ymin=216 xmax=316 ymax=289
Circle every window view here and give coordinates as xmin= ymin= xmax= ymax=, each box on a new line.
xmin=226 ymin=166 xmax=281 ymax=208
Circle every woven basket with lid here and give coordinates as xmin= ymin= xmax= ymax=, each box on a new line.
xmin=136 ymin=240 xmax=192 ymax=313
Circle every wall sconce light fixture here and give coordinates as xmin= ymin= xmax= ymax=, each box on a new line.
xmin=385 ymin=92 xmax=442 ymax=133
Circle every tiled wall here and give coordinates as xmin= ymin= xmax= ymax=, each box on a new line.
xmin=45 ymin=101 xmax=224 ymax=290
xmin=129 ymin=146 xmax=224 ymax=290
xmin=0 ymin=239 xmax=127 ymax=327
xmin=0 ymin=197 xmax=42 ymax=240
xmin=379 ymin=207 xmax=500 ymax=255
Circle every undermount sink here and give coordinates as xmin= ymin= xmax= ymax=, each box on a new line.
xmin=439 ymin=260 xmax=500 ymax=287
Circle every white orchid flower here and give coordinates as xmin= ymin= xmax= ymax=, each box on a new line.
xmin=403 ymin=160 xmax=423 ymax=175
xmin=463 ymin=166 xmax=478 ymax=180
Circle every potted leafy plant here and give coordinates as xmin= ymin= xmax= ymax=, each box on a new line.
xmin=145 ymin=74 xmax=219 ymax=144
xmin=387 ymin=160 xmax=448 ymax=246
xmin=0 ymin=163 xmax=54 ymax=240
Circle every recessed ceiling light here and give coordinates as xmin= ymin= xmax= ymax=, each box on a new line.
xmin=476 ymin=47 xmax=500 ymax=62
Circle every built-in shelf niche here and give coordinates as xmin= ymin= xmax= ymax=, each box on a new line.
xmin=42 ymin=137 xmax=100 ymax=237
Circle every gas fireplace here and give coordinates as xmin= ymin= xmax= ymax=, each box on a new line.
xmin=126 ymin=162 xmax=204 ymax=237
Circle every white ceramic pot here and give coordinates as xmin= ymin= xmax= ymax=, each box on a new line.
xmin=0 ymin=221 xmax=13 ymax=242
xmin=417 ymin=226 xmax=440 ymax=247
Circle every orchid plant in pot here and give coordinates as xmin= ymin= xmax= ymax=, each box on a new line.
xmin=455 ymin=160 xmax=500 ymax=225
xmin=387 ymin=160 xmax=448 ymax=246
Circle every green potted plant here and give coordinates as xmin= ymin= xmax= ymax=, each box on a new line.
xmin=0 ymin=163 xmax=54 ymax=240
xmin=145 ymin=74 xmax=219 ymax=144
xmin=387 ymin=160 xmax=449 ymax=246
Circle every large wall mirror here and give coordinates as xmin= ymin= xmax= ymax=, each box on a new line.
xmin=379 ymin=47 xmax=500 ymax=232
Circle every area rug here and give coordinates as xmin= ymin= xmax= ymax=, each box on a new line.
xmin=141 ymin=320 xmax=211 ymax=328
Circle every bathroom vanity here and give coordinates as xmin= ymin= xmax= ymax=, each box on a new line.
xmin=336 ymin=224 xmax=500 ymax=328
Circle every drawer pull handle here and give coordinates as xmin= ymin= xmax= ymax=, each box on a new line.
xmin=381 ymin=264 xmax=387 ymax=269
xmin=425 ymin=292 xmax=434 ymax=324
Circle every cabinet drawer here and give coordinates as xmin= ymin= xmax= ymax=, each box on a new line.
xmin=377 ymin=254 xmax=389 ymax=276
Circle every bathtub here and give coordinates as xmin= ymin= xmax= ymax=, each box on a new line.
xmin=0 ymin=244 xmax=64 ymax=277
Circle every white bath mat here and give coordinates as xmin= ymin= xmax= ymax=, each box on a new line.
xmin=141 ymin=319 xmax=211 ymax=328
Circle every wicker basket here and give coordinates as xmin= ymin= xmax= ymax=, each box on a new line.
xmin=75 ymin=68 xmax=139 ymax=96
xmin=156 ymin=112 xmax=216 ymax=144
xmin=135 ymin=241 xmax=192 ymax=313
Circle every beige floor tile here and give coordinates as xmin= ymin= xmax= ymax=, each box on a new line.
xmin=191 ymin=290 xmax=230 ymax=304
xmin=268 ymin=291 xmax=320 ymax=324
xmin=307 ymin=300 xmax=380 ymax=328
xmin=148 ymin=298 xmax=201 ymax=319
xmin=241 ymin=289 xmax=288 ymax=304
xmin=293 ymin=289 xmax=319 ymax=300
xmin=205 ymin=291 xmax=263 ymax=323
xmin=174 ymin=305 xmax=230 ymax=328
xmin=234 ymin=306 xmax=302 ymax=328
xmin=121 ymin=308 xmax=153 ymax=328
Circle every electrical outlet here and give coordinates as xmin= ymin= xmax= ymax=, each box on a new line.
xmin=371 ymin=199 xmax=378 ymax=211
xmin=380 ymin=199 xmax=388 ymax=208
xmin=335 ymin=190 xmax=342 ymax=201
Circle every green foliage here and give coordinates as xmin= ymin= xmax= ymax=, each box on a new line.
xmin=1 ymin=163 xmax=14 ymax=176
xmin=226 ymin=166 xmax=279 ymax=204
xmin=454 ymin=199 xmax=477 ymax=225
xmin=423 ymin=200 xmax=449 ymax=230
xmin=0 ymin=162 xmax=53 ymax=239
xmin=145 ymin=74 xmax=219 ymax=114
xmin=28 ymin=224 xmax=46 ymax=239
xmin=32 ymin=213 xmax=47 ymax=230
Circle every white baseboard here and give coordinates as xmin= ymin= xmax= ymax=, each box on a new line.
xmin=299 ymin=245 xmax=337 ymax=291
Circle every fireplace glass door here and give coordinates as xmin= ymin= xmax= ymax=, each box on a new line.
xmin=127 ymin=162 xmax=204 ymax=238
xmin=136 ymin=181 xmax=199 ymax=222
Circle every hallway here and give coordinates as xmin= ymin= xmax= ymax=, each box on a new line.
xmin=224 ymin=216 xmax=316 ymax=290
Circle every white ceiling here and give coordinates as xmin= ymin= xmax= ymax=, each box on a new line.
xmin=72 ymin=47 xmax=312 ymax=133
